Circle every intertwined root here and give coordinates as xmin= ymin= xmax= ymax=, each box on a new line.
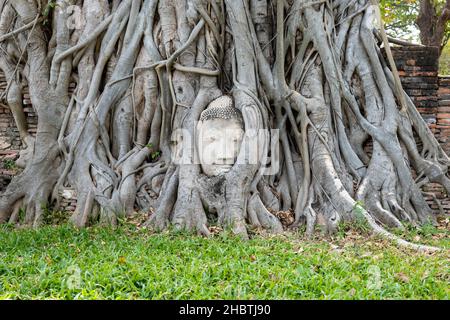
xmin=0 ymin=0 xmax=447 ymax=251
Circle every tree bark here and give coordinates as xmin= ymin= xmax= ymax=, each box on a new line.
xmin=417 ymin=0 xmax=450 ymax=53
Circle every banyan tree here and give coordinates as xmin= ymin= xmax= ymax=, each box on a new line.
xmin=0 ymin=0 xmax=448 ymax=251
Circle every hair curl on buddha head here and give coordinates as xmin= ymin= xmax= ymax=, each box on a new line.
xmin=199 ymin=95 xmax=243 ymax=125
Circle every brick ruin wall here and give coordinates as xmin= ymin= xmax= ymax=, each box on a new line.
xmin=0 ymin=46 xmax=448 ymax=213
xmin=434 ymin=76 xmax=450 ymax=213
xmin=390 ymin=46 xmax=449 ymax=213
xmin=438 ymin=77 xmax=450 ymax=155
xmin=0 ymin=74 xmax=37 ymax=150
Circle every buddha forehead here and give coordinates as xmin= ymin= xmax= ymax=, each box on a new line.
xmin=200 ymin=118 xmax=244 ymax=138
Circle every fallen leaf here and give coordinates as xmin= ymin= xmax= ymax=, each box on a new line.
xmin=295 ymin=247 xmax=304 ymax=253
xmin=396 ymin=272 xmax=410 ymax=283
xmin=269 ymin=273 xmax=279 ymax=281
xmin=344 ymin=242 xmax=353 ymax=248
xmin=373 ymin=254 xmax=383 ymax=261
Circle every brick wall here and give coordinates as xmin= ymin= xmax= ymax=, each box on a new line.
xmin=0 ymin=73 xmax=38 ymax=150
xmin=390 ymin=46 xmax=440 ymax=126
xmin=437 ymin=76 xmax=450 ymax=155
xmin=432 ymin=76 xmax=450 ymax=214
xmin=390 ymin=46 xmax=449 ymax=213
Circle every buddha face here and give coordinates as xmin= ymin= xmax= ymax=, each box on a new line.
xmin=196 ymin=96 xmax=244 ymax=176
xmin=197 ymin=118 xmax=244 ymax=176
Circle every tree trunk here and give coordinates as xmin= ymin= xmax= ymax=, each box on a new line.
xmin=0 ymin=0 xmax=447 ymax=251
xmin=417 ymin=0 xmax=450 ymax=53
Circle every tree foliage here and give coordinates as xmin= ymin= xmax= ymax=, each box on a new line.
xmin=380 ymin=0 xmax=421 ymax=41
xmin=380 ymin=0 xmax=450 ymax=50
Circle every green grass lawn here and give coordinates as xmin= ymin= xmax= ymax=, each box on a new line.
xmin=0 ymin=219 xmax=448 ymax=300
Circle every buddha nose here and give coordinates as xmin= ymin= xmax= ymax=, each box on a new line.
xmin=216 ymin=140 xmax=235 ymax=164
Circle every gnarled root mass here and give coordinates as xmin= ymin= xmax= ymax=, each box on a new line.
xmin=0 ymin=0 xmax=448 ymax=251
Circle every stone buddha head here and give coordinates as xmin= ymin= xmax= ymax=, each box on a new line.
xmin=196 ymin=95 xmax=244 ymax=176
